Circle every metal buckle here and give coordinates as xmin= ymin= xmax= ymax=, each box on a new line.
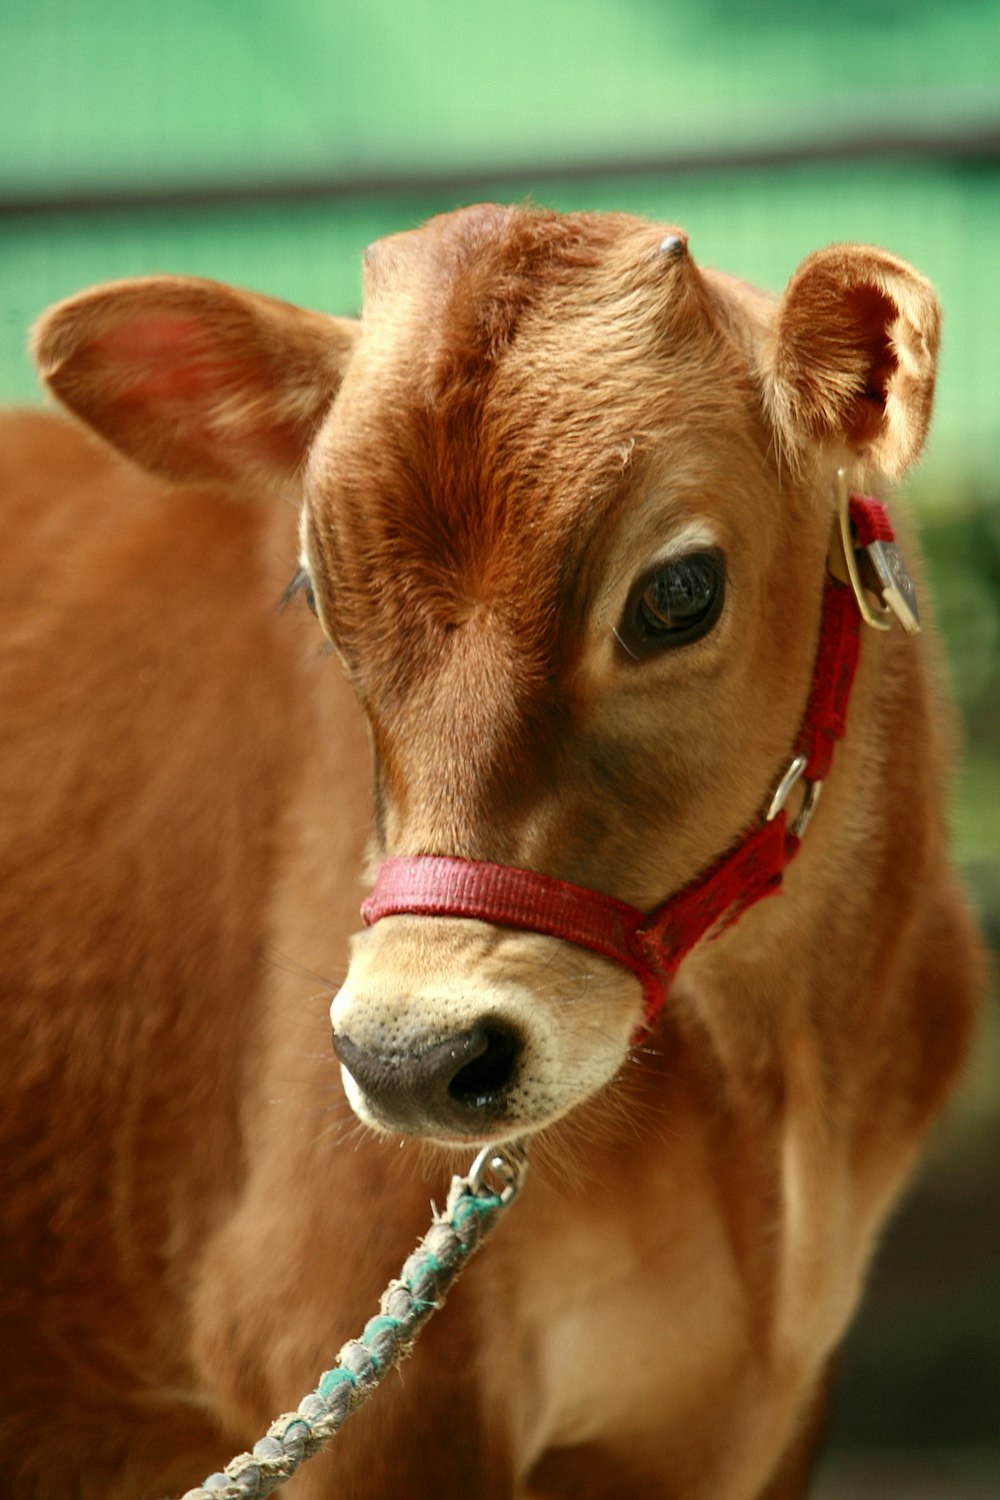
xmin=833 ymin=469 xmax=921 ymax=635
xmin=766 ymin=753 xmax=823 ymax=839
xmin=833 ymin=469 xmax=892 ymax=631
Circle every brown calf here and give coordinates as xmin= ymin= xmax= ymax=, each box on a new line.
xmin=2 ymin=204 xmax=984 ymax=1499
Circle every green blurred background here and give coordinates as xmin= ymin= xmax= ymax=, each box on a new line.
xmin=2 ymin=2 xmax=997 ymax=1492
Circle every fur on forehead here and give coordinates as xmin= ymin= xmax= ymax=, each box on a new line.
xmin=306 ymin=207 xmax=751 ymax=628
xmin=361 ymin=204 xmax=706 ymax=401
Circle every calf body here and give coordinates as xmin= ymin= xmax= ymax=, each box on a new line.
xmin=1 ymin=206 xmax=983 ymax=1499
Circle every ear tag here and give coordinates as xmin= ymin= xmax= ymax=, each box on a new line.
xmin=862 ymin=537 xmax=921 ymax=634
xmin=833 ymin=469 xmax=921 ymax=636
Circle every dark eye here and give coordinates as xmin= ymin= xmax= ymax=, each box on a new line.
xmin=620 ymin=550 xmax=725 ymax=655
xmin=280 ymin=566 xmax=318 ymax=616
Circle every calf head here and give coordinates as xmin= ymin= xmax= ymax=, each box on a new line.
xmin=34 ymin=205 xmax=940 ymax=1145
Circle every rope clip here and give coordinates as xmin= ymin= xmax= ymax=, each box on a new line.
xmin=468 ymin=1140 xmax=528 ymax=1203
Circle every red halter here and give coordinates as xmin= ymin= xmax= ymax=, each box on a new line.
xmin=361 ymin=493 xmax=904 ymax=1033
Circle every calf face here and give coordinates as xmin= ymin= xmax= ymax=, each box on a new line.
xmin=34 ymin=204 xmax=941 ymax=1146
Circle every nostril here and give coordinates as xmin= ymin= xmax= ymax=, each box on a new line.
xmin=333 ymin=1019 xmax=523 ymax=1133
xmin=448 ymin=1024 xmax=520 ymax=1107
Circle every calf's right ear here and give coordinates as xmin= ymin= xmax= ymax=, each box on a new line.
xmin=32 ymin=276 xmax=359 ymax=492
xmin=765 ymin=244 xmax=941 ymax=480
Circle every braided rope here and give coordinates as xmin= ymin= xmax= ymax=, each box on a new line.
xmin=177 ymin=1143 xmax=527 ymax=1500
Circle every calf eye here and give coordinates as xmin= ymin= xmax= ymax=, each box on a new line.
xmin=620 ymin=551 xmax=725 ymax=655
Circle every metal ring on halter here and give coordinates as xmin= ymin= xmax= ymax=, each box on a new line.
xmin=766 ymin=754 xmax=824 ymax=839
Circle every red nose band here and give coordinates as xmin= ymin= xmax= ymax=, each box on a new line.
xmin=361 ymin=493 xmax=903 ymax=1034
xmin=362 ymin=817 xmax=793 ymax=1032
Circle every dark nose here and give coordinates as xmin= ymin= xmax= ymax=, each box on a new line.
xmin=333 ymin=1020 xmax=522 ymax=1135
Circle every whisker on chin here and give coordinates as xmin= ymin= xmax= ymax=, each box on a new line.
xmin=309 ymin=1104 xmax=371 ymax=1153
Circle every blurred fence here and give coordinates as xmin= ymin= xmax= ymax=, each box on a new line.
xmin=3 ymin=0 xmax=1000 ymax=491
xmin=2 ymin=0 xmax=997 ymax=1486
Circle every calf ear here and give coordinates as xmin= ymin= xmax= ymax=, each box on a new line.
xmin=765 ymin=245 xmax=940 ymax=478
xmin=32 ymin=276 xmax=359 ymax=491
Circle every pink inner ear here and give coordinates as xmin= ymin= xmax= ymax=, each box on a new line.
xmin=66 ymin=303 xmax=326 ymax=482
xmin=98 ymin=314 xmax=214 ymax=404
xmin=98 ymin=311 xmax=315 ymax=478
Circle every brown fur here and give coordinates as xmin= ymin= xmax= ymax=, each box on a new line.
xmin=2 ymin=205 xmax=984 ymax=1499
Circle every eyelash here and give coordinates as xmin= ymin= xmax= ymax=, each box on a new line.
xmin=280 ymin=567 xmax=318 ymax=616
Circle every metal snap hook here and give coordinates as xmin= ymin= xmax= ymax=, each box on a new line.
xmin=467 ymin=1141 xmax=528 ymax=1203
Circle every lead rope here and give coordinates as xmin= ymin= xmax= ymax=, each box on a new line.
xmin=177 ymin=1142 xmax=528 ymax=1500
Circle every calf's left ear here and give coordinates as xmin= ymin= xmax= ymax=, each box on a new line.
xmin=32 ymin=276 xmax=359 ymax=492
xmin=765 ymin=244 xmax=941 ymax=478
